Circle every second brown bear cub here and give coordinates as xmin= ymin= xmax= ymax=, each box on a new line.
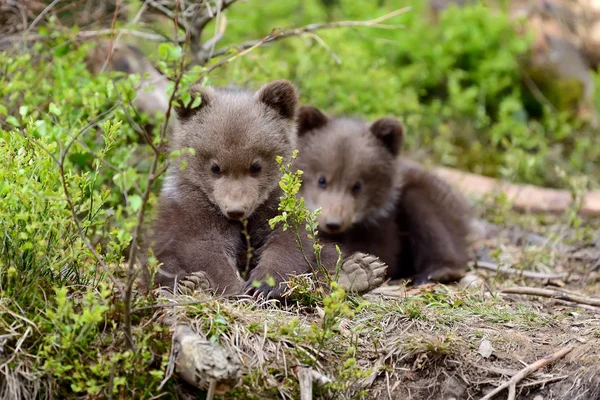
xmin=295 ymin=106 xmax=472 ymax=284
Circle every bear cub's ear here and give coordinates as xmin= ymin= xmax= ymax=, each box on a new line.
xmin=255 ymin=80 xmax=298 ymax=120
xmin=174 ymin=84 xmax=214 ymax=121
xmin=369 ymin=117 xmax=404 ymax=156
xmin=296 ymin=105 xmax=329 ymax=137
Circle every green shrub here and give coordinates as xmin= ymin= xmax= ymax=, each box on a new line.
xmin=0 ymin=36 xmax=174 ymax=397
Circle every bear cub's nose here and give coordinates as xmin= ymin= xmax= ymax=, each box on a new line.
xmin=226 ymin=206 xmax=246 ymax=220
xmin=324 ymin=217 xmax=342 ymax=232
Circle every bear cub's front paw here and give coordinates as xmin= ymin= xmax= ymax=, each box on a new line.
xmin=244 ymin=268 xmax=287 ymax=300
xmin=337 ymin=252 xmax=388 ymax=293
xmin=176 ymin=271 xmax=212 ymax=295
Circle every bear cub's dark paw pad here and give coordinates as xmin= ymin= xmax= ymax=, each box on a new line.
xmin=175 ymin=271 xmax=212 ymax=295
xmin=337 ymin=252 xmax=388 ymax=293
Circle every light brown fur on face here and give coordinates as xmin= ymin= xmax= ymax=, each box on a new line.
xmin=296 ymin=113 xmax=401 ymax=234
xmin=295 ymin=105 xmax=473 ymax=284
xmin=170 ymin=84 xmax=297 ymax=221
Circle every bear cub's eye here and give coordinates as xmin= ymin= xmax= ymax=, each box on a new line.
xmin=250 ymin=161 xmax=262 ymax=174
xmin=318 ymin=176 xmax=327 ymax=189
xmin=211 ymin=163 xmax=221 ymax=176
xmin=351 ymin=181 xmax=362 ymax=194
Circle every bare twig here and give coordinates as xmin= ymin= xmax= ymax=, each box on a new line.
xmin=191 ymin=0 xmax=239 ymax=38
xmin=471 ymin=260 xmax=569 ymax=280
xmin=122 ymin=4 xmax=188 ymax=351
xmin=148 ymin=0 xmax=189 ymax=31
xmin=501 ymin=287 xmax=600 ymax=307
xmin=132 ymin=299 xmax=213 ymax=313
xmin=99 ymin=0 xmax=122 ymax=79
xmin=479 ymin=344 xmax=574 ymax=400
xmin=195 ymin=11 xmax=228 ymax=64
xmin=208 ymin=7 xmax=410 ymax=62
xmin=0 ymin=29 xmax=178 ymax=47
xmin=241 ymin=219 xmax=253 ymax=280
xmin=26 ymin=0 xmax=61 ymax=32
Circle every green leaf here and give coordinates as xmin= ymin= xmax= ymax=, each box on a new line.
xmin=129 ymin=195 xmax=143 ymax=212
xmin=19 ymin=106 xmax=28 ymax=117
xmin=190 ymin=95 xmax=202 ymax=109
xmin=265 ymin=275 xmax=276 ymax=287
xmin=6 ymin=116 xmax=20 ymax=127
xmin=48 ymin=102 xmax=61 ymax=116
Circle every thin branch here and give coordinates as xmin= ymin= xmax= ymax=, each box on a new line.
xmin=208 ymin=7 xmax=410 ymax=61
xmin=195 ymin=12 xmax=228 ymax=64
xmin=471 ymin=260 xmax=569 ymax=280
xmin=192 ymin=0 xmax=239 ymax=37
xmin=132 ymin=299 xmax=213 ymax=313
xmin=501 ymin=286 xmax=600 ymax=307
xmin=26 ymin=0 xmax=61 ymax=32
xmin=99 ymin=0 xmax=122 ymax=75
xmin=306 ymin=32 xmax=341 ymax=64
xmin=0 ymin=29 xmax=179 ymax=47
xmin=148 ymin=0 xmax=189 ymax=31
xmin=122 ymin=5 xmax=188 ymax=351
xmin=479 ymin=344 xmax=574 ymax=400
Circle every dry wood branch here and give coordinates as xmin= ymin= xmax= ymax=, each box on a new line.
xmin=471 ymin=260 xmax=569 ymax=280
xmin=148 ymin=0 xmax=189 ymax=31
xmin=122 ymin=10 xmax=187 ymax=350
xmin=296 ymin=366 xmax=313 ymax=400
xmin=479 ymin=344 xmax=574 ymax=400
xmin=188 ymin=0 xmax=240 ymax=63
xmin=433 ymin=166 xmax=600 ymax=216
xmin=192 ymin=0 xmax=238 ymax=36
xmin=25 ymin=0 xmax=60 ymax=32
xmin=501 ymin=286 xmax=600 ymax=307
xmin=0 ymin=28 xmax=177 ymax=47
xmin=208 ymin=7 xmax=410 ymax=62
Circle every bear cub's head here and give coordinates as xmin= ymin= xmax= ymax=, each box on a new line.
xmin=169 ymin=80 xmax=298 ymax=221
xmin=295 ymin=105 xmax=404 ymax=234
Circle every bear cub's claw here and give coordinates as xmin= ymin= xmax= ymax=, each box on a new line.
xmin=337 ymin=252 xmax=388 ymax=293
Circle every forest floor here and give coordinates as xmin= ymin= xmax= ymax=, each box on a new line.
xmin=155 ymin=208 xmax=600 ymax=400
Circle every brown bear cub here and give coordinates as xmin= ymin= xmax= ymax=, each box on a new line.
xmin=295 ymin=105 xmax=472 ymax=284
xmin=148 ymin=81 xmax=388 ymax=298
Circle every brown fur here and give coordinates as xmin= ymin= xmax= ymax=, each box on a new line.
xmin=148 ymin=82 xmax=369 ymax=298
xmin=295 ymin=105 xmax=472 ymax=284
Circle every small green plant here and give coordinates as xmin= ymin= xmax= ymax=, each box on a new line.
xmin=269 ymin=151 xmax=330 ymax=281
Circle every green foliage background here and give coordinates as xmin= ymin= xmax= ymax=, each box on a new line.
xmin=199 ymin=0 xmax=599 ymax=189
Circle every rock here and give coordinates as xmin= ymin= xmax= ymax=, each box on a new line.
xmin=459 ymin=274 xmax=485 ymax=290
xmin=173 ymin=325 xmax=241 ymax=395
xmin=442 ymin=375 xmax=466 ymax=398
xmin=478 ymin=339 xmax=494 ymax=358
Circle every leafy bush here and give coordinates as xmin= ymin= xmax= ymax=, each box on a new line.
xmin=0 ymin=36 xmax=175 ymax=397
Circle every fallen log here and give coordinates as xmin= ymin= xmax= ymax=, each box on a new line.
xmin=433 ymin=166 xmax=600 ymax=216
